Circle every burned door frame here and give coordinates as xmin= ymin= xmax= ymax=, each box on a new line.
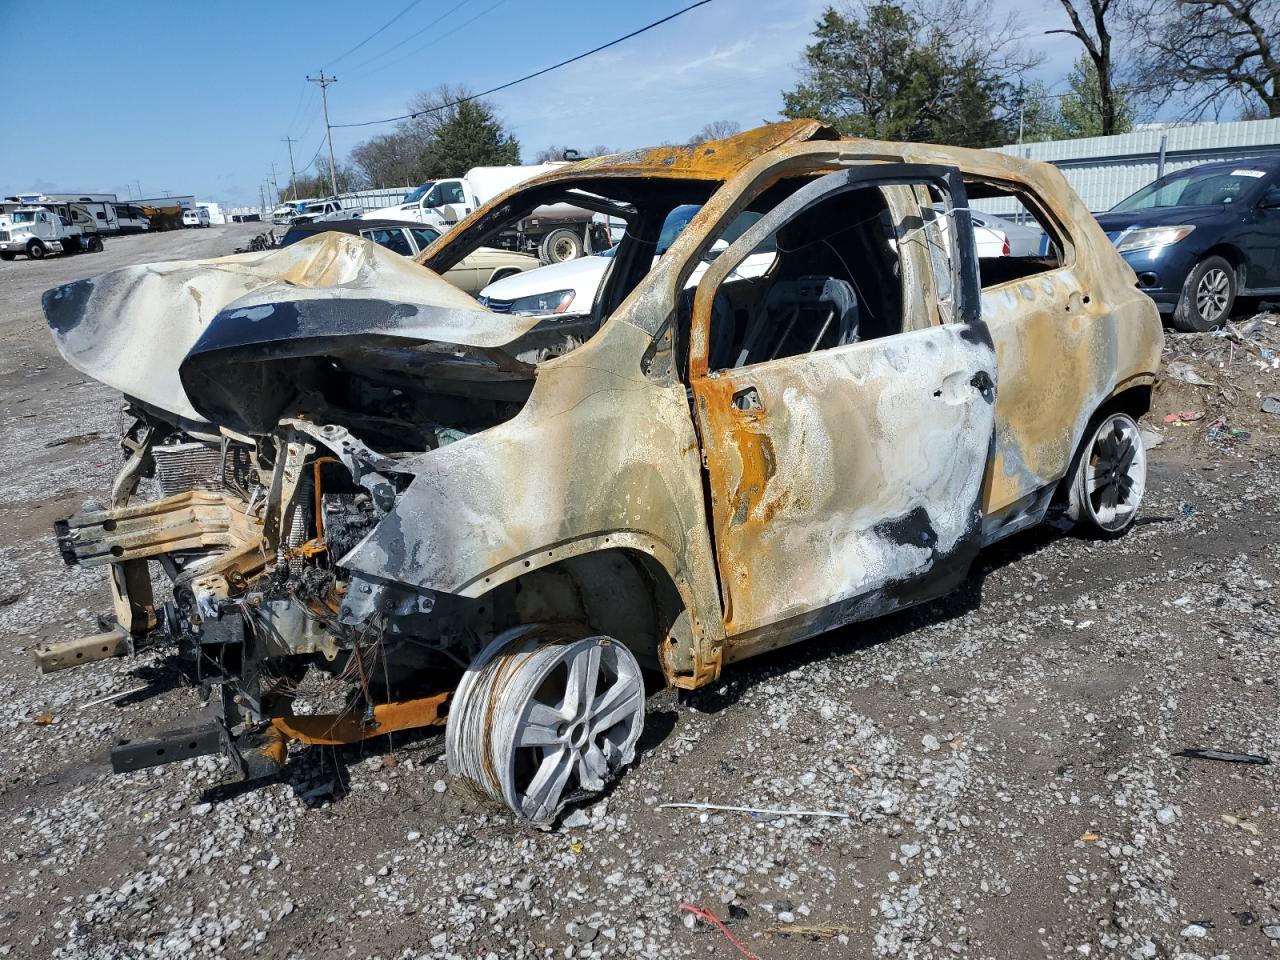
xmin=683 ymin=163 xmax=998 ymax=652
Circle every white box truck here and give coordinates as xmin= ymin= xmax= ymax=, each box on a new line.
xmin=364 ymin=164 xmax=607 ymax=263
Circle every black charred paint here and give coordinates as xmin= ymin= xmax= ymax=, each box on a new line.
xmin=43 ymin=279 xmax=95 ymax=335
xmin=874 ymin=506 xmax=939 ymax=550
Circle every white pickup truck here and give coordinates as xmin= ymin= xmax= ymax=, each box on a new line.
xmin=0 ymin=205 xmax=104 ymax=260
xmin=365 ymin=165 xmax=608 ymax=263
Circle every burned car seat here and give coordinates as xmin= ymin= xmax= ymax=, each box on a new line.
xmin=734 ymin=276 xmax=859 ymax=367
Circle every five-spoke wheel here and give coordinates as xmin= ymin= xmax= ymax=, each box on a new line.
xmin=447 ymin=625 xmax=645 ymax=824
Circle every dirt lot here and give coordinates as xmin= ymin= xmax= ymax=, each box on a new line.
xmin=0 ymin=227 xmax=1277 ymax=960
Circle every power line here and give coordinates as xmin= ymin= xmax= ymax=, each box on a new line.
xmin=347 ymin=0 xmax=475 ymax=74
xmin=324 ymin=0 xmax=428 ymax=69
xmin=349 ymin=0 xmax=505 ymax=83
xmin=332 ymin=0 xmax=716 ymax=129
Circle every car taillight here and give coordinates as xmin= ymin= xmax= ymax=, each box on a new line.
xmin=1001 ymin=236 xmax=1010 ymax=256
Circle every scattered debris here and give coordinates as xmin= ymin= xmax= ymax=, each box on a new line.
xmin=680 ymin=904 xmax=761 ymax=960
xmin=41 ymin=430 xmax=102 ymax=448
xmin=1163 ymin=410 xmax=1203 ymax=424
xmin=77 ymin=683 xmax=148 ymax=711
xmin=1262 ymin=394 xmax=1280 ymax=415
xmin=1140 ymin=427 xmax=1164 ymax=449
xmin=32 ymin=713 xmax=54 ymax=726
xmin=1165 ymin=360 xmax=1212 ymax=386
xmin=659 ymin=802 xmax=851 ymax=819
xmin=771 ymin=923 xmax=857 ymax=939
xmin=1174 ymin=748 xmax=1271 ymax=765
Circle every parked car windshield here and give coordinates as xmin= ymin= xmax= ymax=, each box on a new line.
xmin=1111 ymin=167 xmax=1267 ymax=211
xmin=403 ymin=183 xmax=435 ymax=205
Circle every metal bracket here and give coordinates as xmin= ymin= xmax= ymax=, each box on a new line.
xmin=33 ymin=625 xmax=130 ymax=674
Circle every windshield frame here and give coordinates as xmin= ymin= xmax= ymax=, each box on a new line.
xmin=402 ymin=182 xmax=435 ymax=205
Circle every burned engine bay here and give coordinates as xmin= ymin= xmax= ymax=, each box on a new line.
xmin=41 ymin=233 xmax=602 ymax=780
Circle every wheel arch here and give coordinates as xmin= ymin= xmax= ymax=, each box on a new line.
xmin=472 ymin=538 xmax=713 ymax=687
xmin=1198 ymin=242 xmax=1248 ymax=281
xmin=1052 ymin=377 xmax=1154 ymax=508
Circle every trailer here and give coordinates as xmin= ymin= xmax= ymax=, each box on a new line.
xmin=0 ymin=203 xmax=105 ymax=260
xmin=6 ymin=192 xmax=120 ymax=233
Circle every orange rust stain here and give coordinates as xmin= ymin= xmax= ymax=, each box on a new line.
xmin=272 ymin=691 xmax=449 ymax=746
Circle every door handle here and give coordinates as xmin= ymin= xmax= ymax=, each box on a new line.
xmin=732 ymin=386 xmax=763 ymax=411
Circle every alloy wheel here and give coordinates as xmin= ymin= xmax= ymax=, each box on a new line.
xmin=1077 ymin=412 xmax=1146 ymax=532
xmin=447 ymin=626 xmax=645 ymax=824
xmin=1195 ymin=267 xmax=1231 ymax=325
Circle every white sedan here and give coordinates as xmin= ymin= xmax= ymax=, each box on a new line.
xmin=479 ymin=204 xmax=774 ymax=316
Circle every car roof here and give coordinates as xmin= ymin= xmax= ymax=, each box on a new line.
xmin=284 ymin=218 xmax=436 ymax=236
xmin=1173 ymin=156 xmax=1280 ymax=174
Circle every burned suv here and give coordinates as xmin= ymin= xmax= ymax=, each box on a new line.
xmin=41 ymin=121 xmax=1162 ymax=824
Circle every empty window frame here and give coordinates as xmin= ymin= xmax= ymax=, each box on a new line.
xmin=963 ymin=180 xmax=1069 ymax=289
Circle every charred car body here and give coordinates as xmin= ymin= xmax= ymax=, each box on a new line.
xmin=40 ymin=121 xmax=1162 ymax=824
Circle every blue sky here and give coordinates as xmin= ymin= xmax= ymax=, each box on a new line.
xmin=1 ymin=0 xmax=1102 ymax=206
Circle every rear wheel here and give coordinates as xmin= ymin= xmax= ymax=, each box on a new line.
xmin=1067 ymin=412 xmax=1146 ymax=534
xmin=539 ymin=228 xmax=583 ymax=264
xmin=87 ymin=236 xmax=104 ymax=252
xmin=26 ymin=239 xmax=46 ymax=260
xmin=1172 ymin=255 xmax=1235 ymax=332
xmin=447 ymin=625 xmax=645 ymax=824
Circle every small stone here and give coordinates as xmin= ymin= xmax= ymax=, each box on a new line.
xmin=406 ymin=831 xmax=421 ymax=841
xmin=192 ymin=803 xmax=212 ymax=816
xmin=1181 ymin=924 xmax=1208 ymax=938
xmin=1156 ymin=807 xmax=1176 ymax=825
xmin=922 ymin=735 xmax=941 ymax=752
xmin=778 ymin=910 xmax=796 ymax=924
xmin=720 ymin=889 xmax=737 ymax=905
xmin=432 ymin=779 xmax=447 ymax=794
xmin=430 ymin=933 xmax=448 ymax=949
xmin=562 ymin=809 xmax=590 ymax=829
xmin=1263 ymin=925 xmax=1280 ymax=940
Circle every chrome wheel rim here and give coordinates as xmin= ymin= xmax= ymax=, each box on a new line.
xmin=1084 ymin=413 xmax=1146 ymax=531
xmin=447 ymin=627 xmax=644 ymax=824
xmin=1195 ymin=268 xmax=1230 ymax=324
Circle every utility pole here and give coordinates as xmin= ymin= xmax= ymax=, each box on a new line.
xmin=281 ymin=136 xmax=299 ymax=200
xmin=269 ymin=162 xmax=280 ymax=206
xmin=135 ymin=179 xmax=143 ymax=200
xmin=259 ymin=184 xmax=267 ymax=217
xmin=306 ymin=70 xmax=339 ymax=198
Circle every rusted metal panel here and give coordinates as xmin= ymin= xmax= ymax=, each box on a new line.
xmin=271 ymin=691 xmax=449 ymax=745
xmin=693 ymin=326 xmax=997 ymax=638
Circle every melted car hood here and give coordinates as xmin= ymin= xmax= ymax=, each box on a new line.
xmin=43 ymin=233 xmax=547 ymax=426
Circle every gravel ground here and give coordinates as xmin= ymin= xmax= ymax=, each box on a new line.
xmin=0 ymin=229 xmax=1277 ymax=960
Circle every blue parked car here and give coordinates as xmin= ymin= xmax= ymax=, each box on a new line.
xmin=1093 ymin=157 xmax=1280 ymax=331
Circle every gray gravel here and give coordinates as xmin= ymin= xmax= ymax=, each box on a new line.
xmin=0 ymin=230 xmax=1277 ymax=958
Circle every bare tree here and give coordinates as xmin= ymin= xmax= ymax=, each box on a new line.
xmin=1129 ymin=0 xmax=1279 ymax=119
xmin=687 ymin=120 xmax=742 ymax=145
xmin=1047 ymin=0 xmax=1129 ymax=135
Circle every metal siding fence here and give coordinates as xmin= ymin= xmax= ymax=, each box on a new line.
xmin=337 ymin=186 xmax=414 ymax=211
xmin=982 ymin=118 xmax=1280 ymax=215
